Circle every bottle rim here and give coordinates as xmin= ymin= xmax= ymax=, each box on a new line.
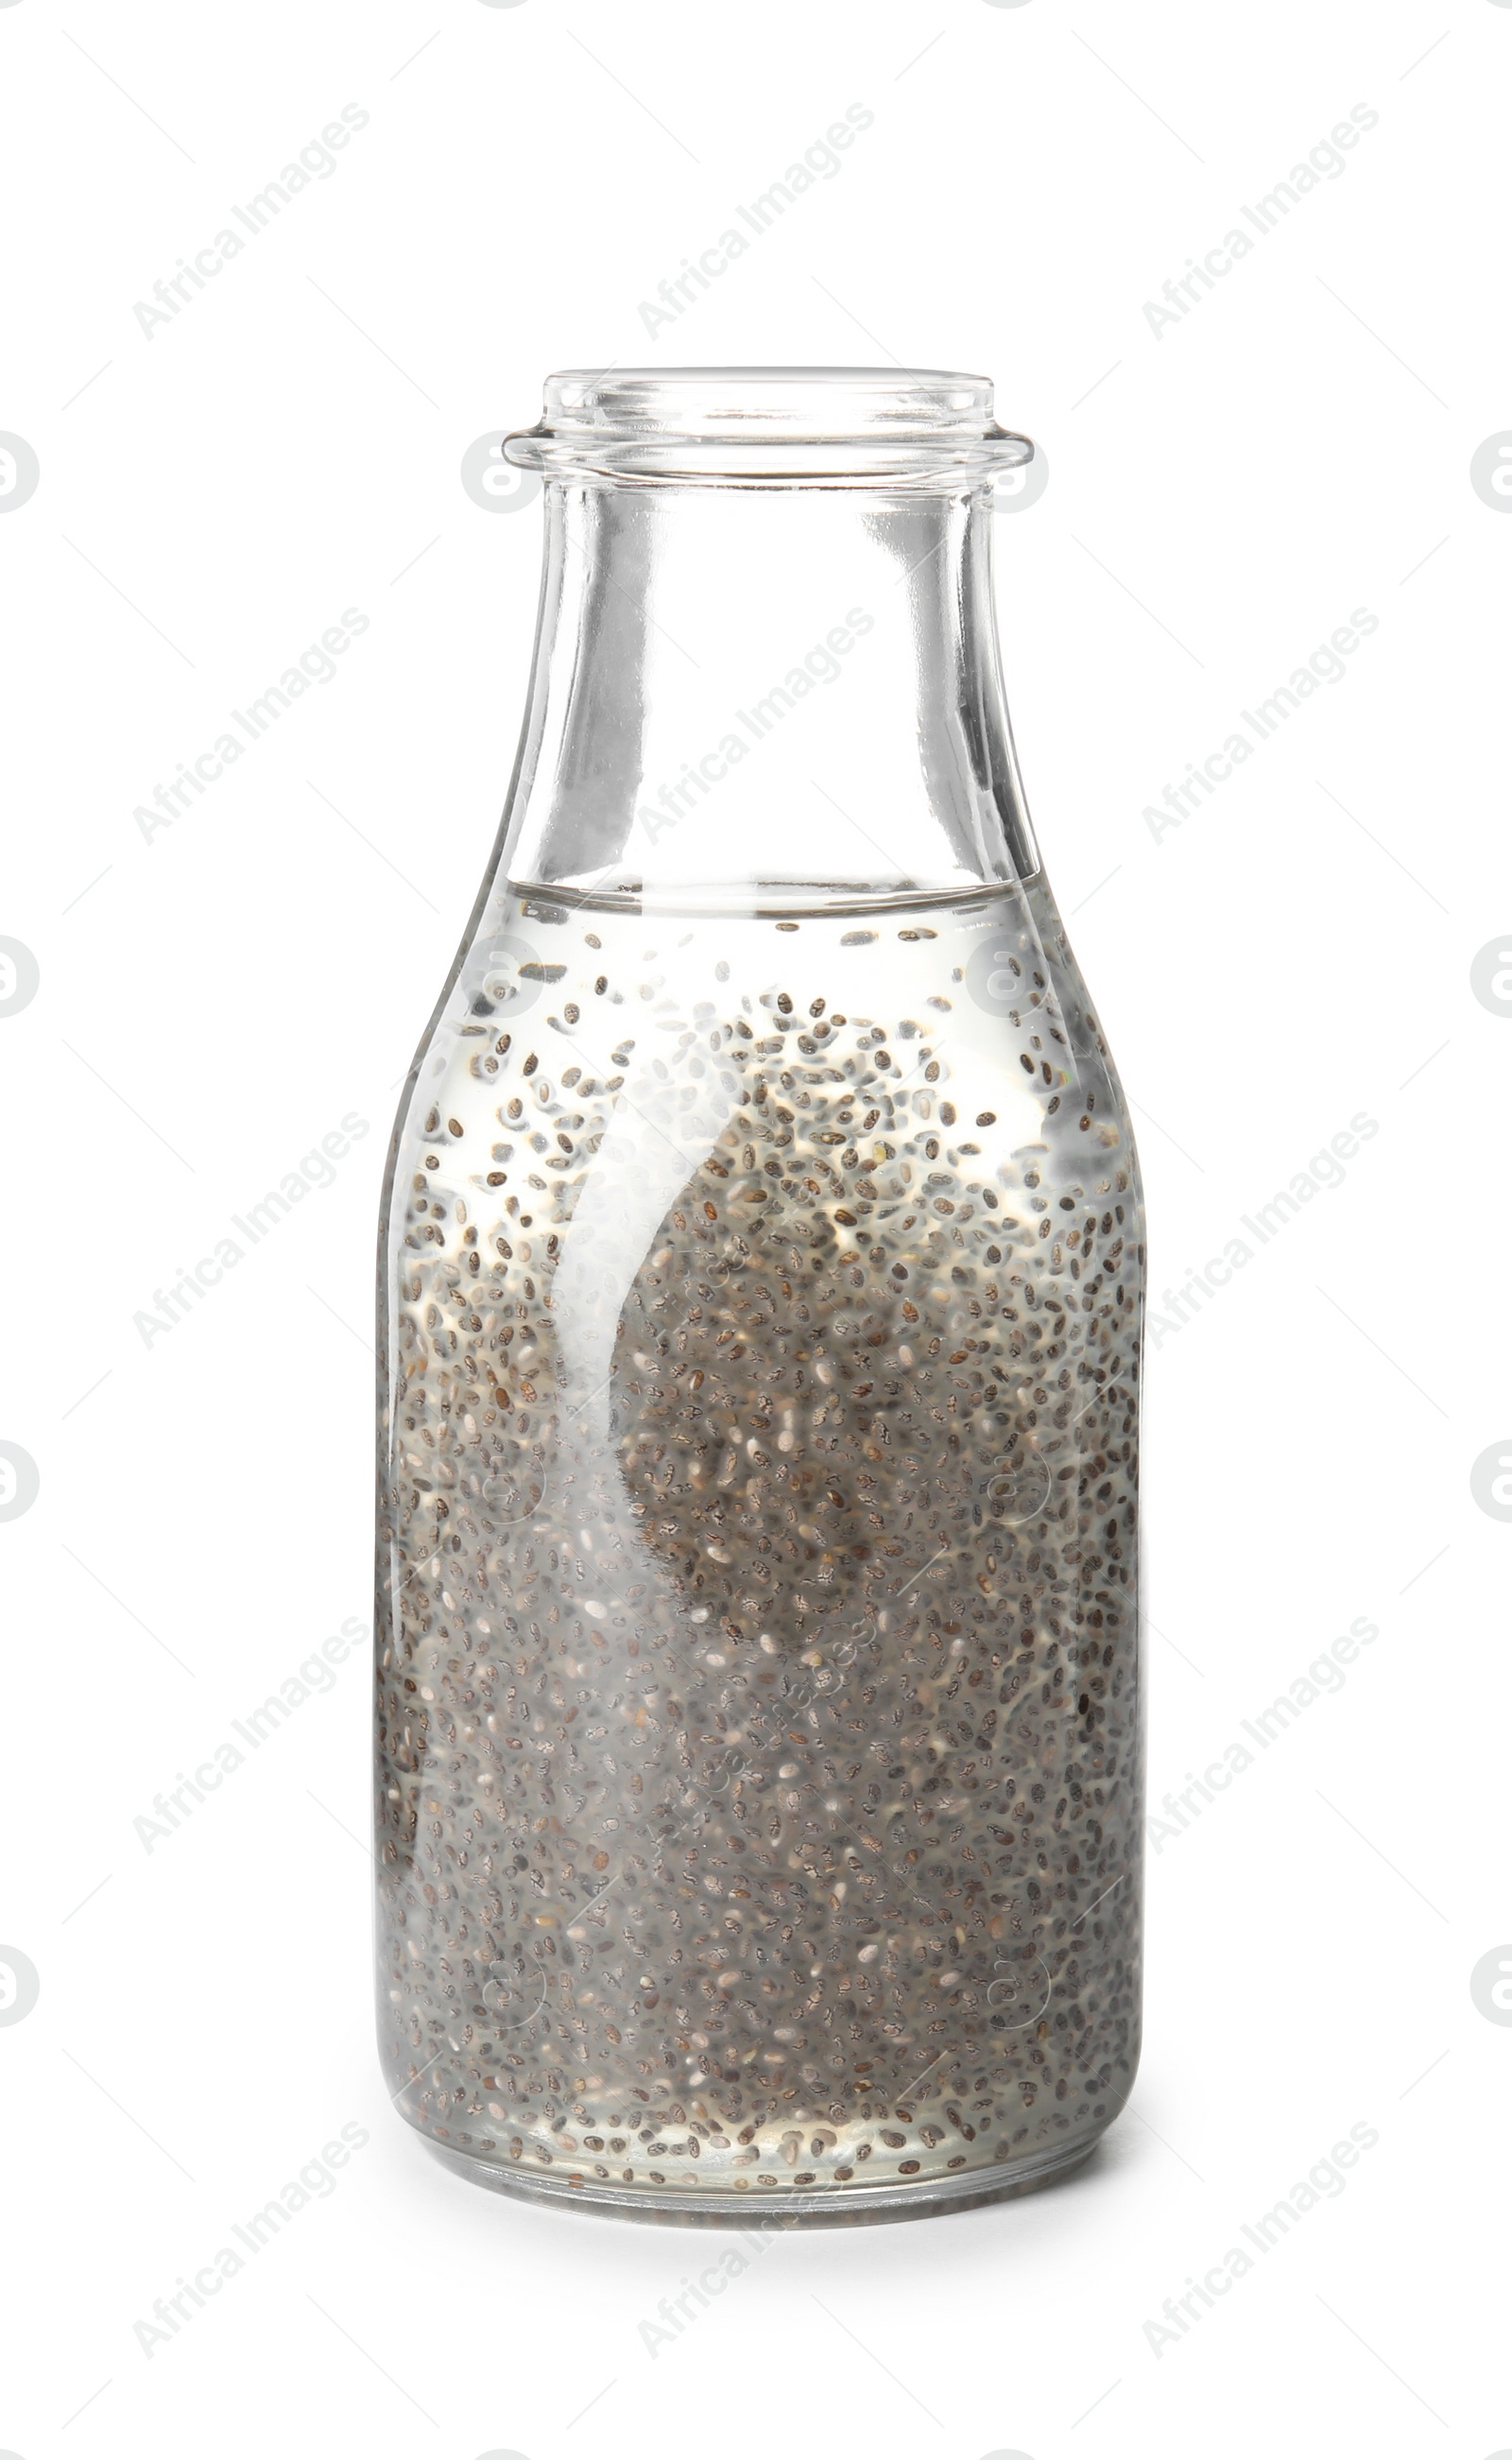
xmin=504 ymin=366 xmax=1035 ymax=486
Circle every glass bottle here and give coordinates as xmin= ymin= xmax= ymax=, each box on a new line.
xmin=375 ymin=369 xmax=1145 ymax=2224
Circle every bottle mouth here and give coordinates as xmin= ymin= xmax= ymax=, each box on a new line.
xmin=504 ymin=366 xmax=1034 ymax=488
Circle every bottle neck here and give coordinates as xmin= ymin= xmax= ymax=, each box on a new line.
xmin=501 ymin=480 xmax=1040 ymax=913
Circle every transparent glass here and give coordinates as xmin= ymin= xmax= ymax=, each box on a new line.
xmin=374 ymin=369 xmax=1145 ymax=2225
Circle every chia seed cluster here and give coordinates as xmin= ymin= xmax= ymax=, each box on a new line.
xmin=376 ymin=885 xmax=1143 ymax=2212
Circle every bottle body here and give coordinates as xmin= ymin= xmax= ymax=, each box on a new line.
xmin=374 ymin=371 xmax=1144 ymax=2221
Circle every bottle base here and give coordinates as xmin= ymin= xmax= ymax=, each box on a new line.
xmin=412 ymin=2120 xmax=1104 ymax=2228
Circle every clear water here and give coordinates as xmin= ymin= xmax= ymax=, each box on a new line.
xmin=375 ymin=881 xmax=1143 ymax=2207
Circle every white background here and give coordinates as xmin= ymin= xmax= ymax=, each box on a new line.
xmin=1 ymin=1 xmax=1507 ymax=2453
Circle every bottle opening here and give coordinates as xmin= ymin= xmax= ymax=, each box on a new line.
xmin=505 ymin=366 xmax=1034 ymax=487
